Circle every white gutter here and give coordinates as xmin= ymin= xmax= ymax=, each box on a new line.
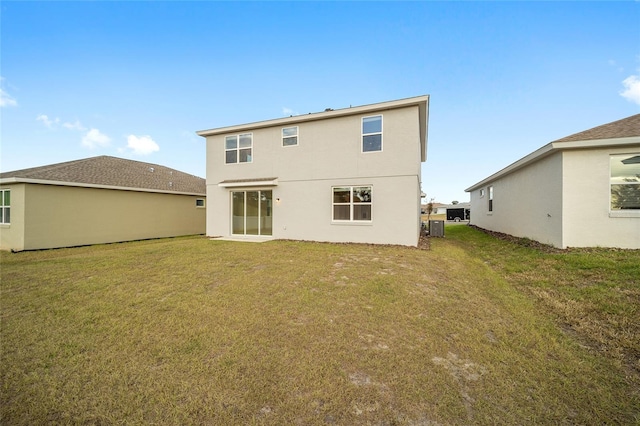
xmin=0 ymin=177 xmax=206 ymax=196
xmin=465 ymin=135 xmax=640 ymax=192
xmin=218 ymin=178 xmax=279 ymax=188
xmin=196 ymin=95 xmax=429 ymax=137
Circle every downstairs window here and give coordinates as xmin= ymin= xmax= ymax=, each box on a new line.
xmin=333 ymin=186 xmax=372 ymax=222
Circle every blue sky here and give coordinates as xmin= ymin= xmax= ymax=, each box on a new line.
xmin=2 ymin=1 xmax=639 ymax=204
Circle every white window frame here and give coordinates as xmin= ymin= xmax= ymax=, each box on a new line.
xmin=479 ymin=188 xmax=485 ymax=198
xmin=488 ymin=186 xmax=494 ymax=213
xmin=362 ymin=115 xmax=383 ymax=153
xmin=332 ymin=186 xmax=373 ymax=223
xmin=609 ymin=153 xmax=640 ymax=218
xmin=282 ymin=126 xmax=298 ymax=147
xmin=196 ymin=198 xmax=206 ymax=208
xmin=0 ymin=189 xmax=10 ymax=225
xmin=230 ymin=189 xmax=273 ymax=236
xmin=224 ymin=133 xmax=253 ymax=164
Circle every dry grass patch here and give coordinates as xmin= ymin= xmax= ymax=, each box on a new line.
xmin=444 ymin=226 xmax=640 ymax=389
xmin=1 ymin=234 xmax=638 ymax=424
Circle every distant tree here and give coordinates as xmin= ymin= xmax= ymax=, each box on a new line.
xmin=426 ymin=198 xmax=435 ymax=221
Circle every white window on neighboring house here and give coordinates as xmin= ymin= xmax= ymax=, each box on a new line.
xmin=332 ymin=186 xmax=372 ymax=222
xmin=610 ymin=153 xmax=640 ymax=211
xmin=362 ymin=115 xmax=382 ymax=152
xmin=282 ymin=126 xmax=298 ymax=147
xmin=225 ymin=133 xmax=253 ymax=164
xmin=196 ymin=198 xmax=205 ymax=208
xmin=479 ymin=188 xmax=485 ymax=198
xmin=488 ymin=186 xmax=494 ymax=212
xmin=0 ymin=189 xmax=10 ymax=224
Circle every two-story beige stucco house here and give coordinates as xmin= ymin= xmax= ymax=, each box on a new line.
xmin=0 ymin=156 xmax=206 ymax=251
xmin=197 ymin=96 xmax=429 ymax=246
xmin=466 ymin=114 xmax=640 ymax=249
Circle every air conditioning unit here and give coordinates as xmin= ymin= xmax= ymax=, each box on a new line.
xmin=429 ymin=220 xmax=444 ymax=237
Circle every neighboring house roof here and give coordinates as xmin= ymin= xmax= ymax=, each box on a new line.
xmin=422 ymin=202 xmax=446 ymax=208
xmin=466 ymin=114 xmax=640 ymax=192
xmin=441 ymin=202 xmax=471 ymax=209
xmin=552 ymin=114 xmax=640 ymax=143
xmin=0 ymin=156 xmax=206 ymax=195
xmin=197 ymin=95 xmax=430 ymax=162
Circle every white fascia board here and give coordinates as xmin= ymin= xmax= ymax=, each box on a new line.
xmin=465 ymin=143 xmax=555 ymax=192
xmin=196 ymin=95 xmax=430 ymax=138
xmin=551 ymin=135 xmax=640 ymax=150
xmin=420 ymin=98 xmax=429 ymax=162
xmin=218 ymin=178 xmax=278 ymax=188
xmin=464 ymin=135 xmax=640 ymax=193
xmin=0 ymin=178 xmax=206 ymax=196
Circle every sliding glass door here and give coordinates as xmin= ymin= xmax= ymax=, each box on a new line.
xmin=231 ymin=190 xmax=272 ymax=236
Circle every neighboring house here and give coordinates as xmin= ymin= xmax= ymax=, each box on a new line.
xmin=434 ymin=205 xmax=448 ymax=215
xmin=466 ymin=114 xmax=640 ymax=249
xmin=422 ymin=202 xmax=445 ymax=215
xmin=0 ymin=156 xmax=206 ymax=251
xmin=197 ymin=95 xmax=429 ymax=246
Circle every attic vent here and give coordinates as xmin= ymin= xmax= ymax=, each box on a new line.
xmin=149 ymin=167 xmax=155 ymax=172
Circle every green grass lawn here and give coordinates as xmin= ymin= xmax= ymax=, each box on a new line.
xmin=1 ymin=228 xmax=638 ymax=424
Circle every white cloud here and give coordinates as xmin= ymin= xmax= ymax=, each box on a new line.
xmin=82 ymin=128 xmax=111 ymax=149
xmin=63 ymin=120 xmax=86 ymax=131
xmin=282 ymin=107 xmax=299 ymax=116
xmin=36 ymin=114 xmax=60 ymax=128
xmin=125 ymin=134 xmax=159 ymax=155
xmin=38 ymin=114 xmax=87 ymax=131
xmin=620 ymin=75 xmax=640 ymax=105
xmin=0 ymin=77 xmax=17 ymax=107
xmin=0 ymin=88 xmax=17 ymax=107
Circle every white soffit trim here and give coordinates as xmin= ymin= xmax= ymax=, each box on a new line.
xmin=218 ymin=178 xmax=279 ymax=188
xmin=197 ymin=95 xmax=430 ymax=137
xmin=465 ymin=135 xmax=640 ymax=192
xmin=552 ymin=135 xmax=640 ymax=150
xmin=0 ymin=177 xmax=206 ymax=196
xmin=465 ymin=144 xmax=554 ymax=192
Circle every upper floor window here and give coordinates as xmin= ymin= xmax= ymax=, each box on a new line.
xmin=479 ymin=188 xmax=485 ymax=198
xmin=282 ymin=126 xmax=298 ymax=147
xmin=362 ymin=115 xmax=382 ymax=152
xmin=610 ymin=153 xmax=640 ymax=210
xmin=333 ymin=186 xmax=372 ymax=222
xmin=488 ymin=186 xmax=494 ymax=212
xmin=225 ymin=133 xmax=252 ymax=164
xmin=0 ymin=189 xmax=10 ymax=224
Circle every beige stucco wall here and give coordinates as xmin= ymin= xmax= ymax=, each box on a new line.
xmin=0 ymin=183 xmax=26 ymax=251
xmin=208 ymin=175 xmax=421 ymax=246
xmin=469 ymin=152 xmax=564 ymax=247
xmin=2 ymin=183 xmax=205 ymax=251
xmin=206 ymin=105 xmax=423 ymax=246
xmin=562 ymin=147 xmax=640 ymax=249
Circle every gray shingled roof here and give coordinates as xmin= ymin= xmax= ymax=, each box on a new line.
xmin=553 ymin=114 xmax=640 ymax=143
xmin=0 ymin=156 xmax=206 ymax=195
